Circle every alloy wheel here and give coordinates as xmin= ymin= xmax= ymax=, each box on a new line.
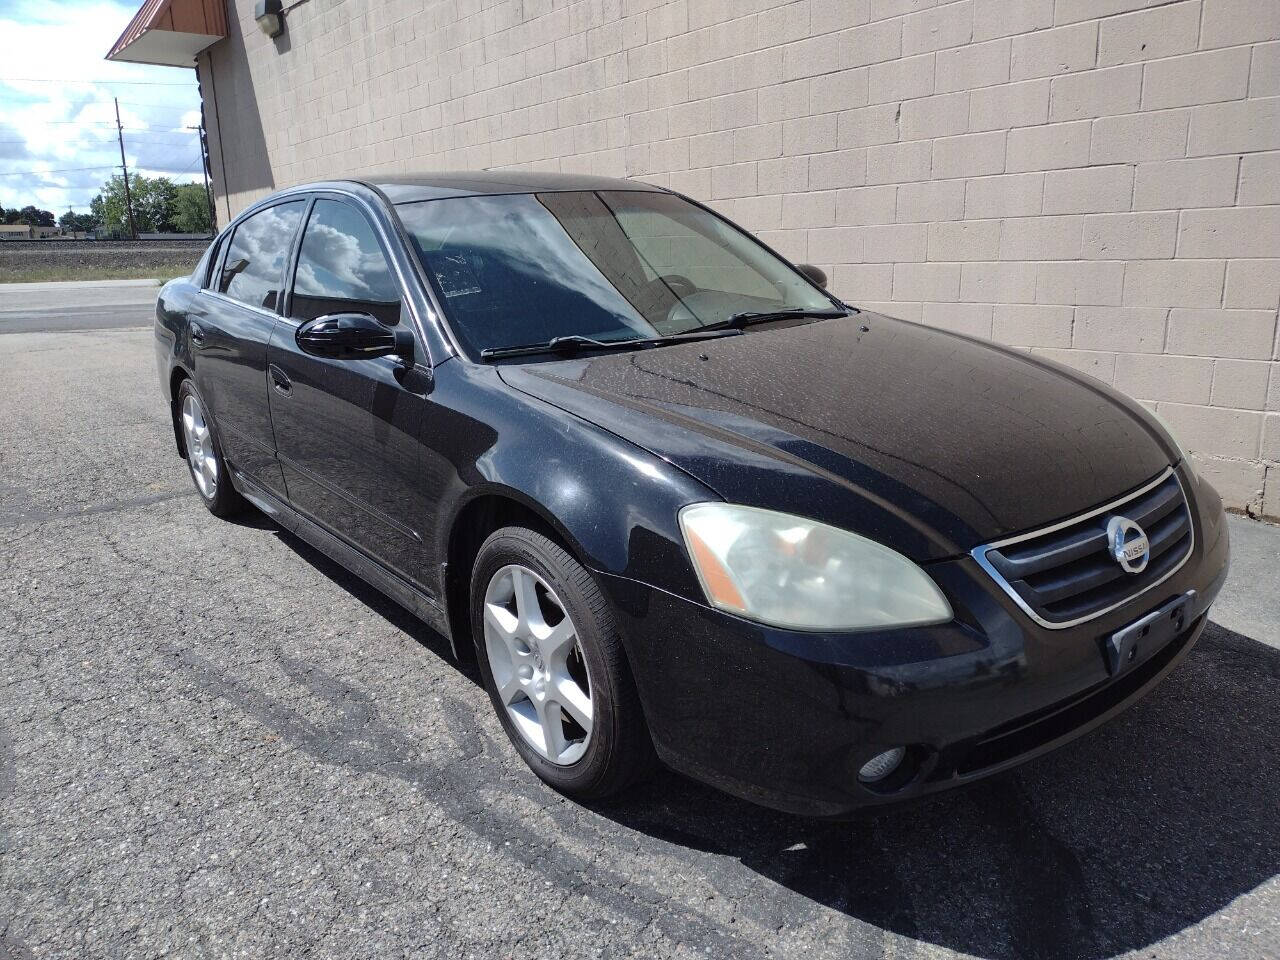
xmin=181 ymin=392 xmax=218 ymax=499
xmin=482 ymin=563 xmax=594 ymax=765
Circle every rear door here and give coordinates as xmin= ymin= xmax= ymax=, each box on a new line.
xmin=195 ymin=199 xmax=305 ymax=497
xmin=266 ymin=195 xmax=433 ymax=586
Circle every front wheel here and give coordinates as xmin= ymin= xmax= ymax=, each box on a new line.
xmin=471 ymin=526 xmax=655 ymax=799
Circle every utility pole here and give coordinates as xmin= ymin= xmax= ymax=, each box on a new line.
xmin=114 ymin=97 xmax=138 ymax=240
xmin=188 ymin=119 xmax=216 ymax=235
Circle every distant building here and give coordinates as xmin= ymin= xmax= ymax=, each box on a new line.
xmin=0 ymin=224 xmax=61 ymax=239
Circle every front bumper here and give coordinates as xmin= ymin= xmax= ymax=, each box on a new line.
xmin=602 ymin=464 xmax=1230 ymax=817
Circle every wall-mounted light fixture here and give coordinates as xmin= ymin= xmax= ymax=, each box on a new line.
xmin=254 ymin=0 xmax=285 ymax=39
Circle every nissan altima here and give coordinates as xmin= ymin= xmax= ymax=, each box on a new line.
xmin=155 ymin=172 xmax=1230 ymax=816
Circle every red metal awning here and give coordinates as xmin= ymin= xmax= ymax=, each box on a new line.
xmin=106 ymin=0 xmax=227 ymax=67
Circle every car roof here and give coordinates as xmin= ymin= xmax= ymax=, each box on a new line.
xmin=356 ymin=171 xmax=669 ymax=205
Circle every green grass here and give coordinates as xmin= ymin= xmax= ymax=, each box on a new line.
xmin=0 ymin=263 xmax=197 ymax=284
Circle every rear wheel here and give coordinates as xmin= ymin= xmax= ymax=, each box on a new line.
xmin=177 ymin=378 xmax=244 ymax=518
xmin=471 ymin=526 xmax=655 ymax=799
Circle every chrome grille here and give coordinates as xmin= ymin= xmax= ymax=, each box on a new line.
xmin=973 ymin=467 xmax=1193 ymax=629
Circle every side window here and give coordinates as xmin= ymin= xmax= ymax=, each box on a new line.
xmin=217 ymin=200 xmax=305 ymax=311
xmin=291 ymin=199 xmax=402 ymax=325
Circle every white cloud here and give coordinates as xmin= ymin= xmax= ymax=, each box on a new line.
xmin=0 ymin=0 xmax=204 ymax=215
xmin=295 ymin=221 xmax=392 ymax=299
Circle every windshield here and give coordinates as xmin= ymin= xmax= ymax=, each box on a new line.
xmin=396 ymin=190 xmax=837 ymax=356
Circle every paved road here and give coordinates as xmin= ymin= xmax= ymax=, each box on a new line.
xmin=1 ymin=289 xmax=1277 ymax=959
xmin=0 ymin=279 xmax=162 ymax=335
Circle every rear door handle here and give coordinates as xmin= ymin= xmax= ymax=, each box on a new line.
xmin=190 ymin=322 xmax=206 ymax=347
xmin=268 ymin=363 xmax=292 ymax=397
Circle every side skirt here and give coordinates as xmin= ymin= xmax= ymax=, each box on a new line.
xmin=230 ymin=467 xmax=458 ymax=657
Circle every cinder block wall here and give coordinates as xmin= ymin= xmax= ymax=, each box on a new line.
xmin=204 ymin=0 xmax=1280 ymax=517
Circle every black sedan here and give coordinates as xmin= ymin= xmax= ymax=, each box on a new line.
xmin=155 ymin=172 xmax=1230 ymax=816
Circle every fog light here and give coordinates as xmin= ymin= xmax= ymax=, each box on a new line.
xmin=858 ymin=747 xmax=906 ymax=783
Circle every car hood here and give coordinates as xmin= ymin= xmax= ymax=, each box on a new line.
xmin=496 ymin=313 xmax=1175 ymax=561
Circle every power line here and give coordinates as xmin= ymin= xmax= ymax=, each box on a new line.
xmin=0 ymin=142 xmax=195 ymax=157
xmin=0 ymin=163 xmax=205 ymax=180
xmin=14 ymin=121 xmax=197 ymax=132
xmin=116 ymin=101 xmax=200 ymax=112
xmin=0 ymin=165 xmax=120 ymax=177
xmin=102 ymin=130 xmax=199 ymax=141
xmin=19 ymin=120 xmax=153 ymax=126
xmin=0 ymin=76 xmax=194 ymax=86
xmin=0 ymin=88 xmax=189 ymax=101
xmin=0 ymin=91 xmax=198 ymax=111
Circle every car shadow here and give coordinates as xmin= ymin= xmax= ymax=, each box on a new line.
xmin=223 ymin=509 xmax=277 ymax=531
xmin=589 ymin=621 xmax=1280 ymax=959
xmin=268 ymin=524 xmax=480 ymax=684
xmin=264 ymin=522 xmax=1278 ymax=959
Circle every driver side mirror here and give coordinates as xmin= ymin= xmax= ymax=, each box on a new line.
xmin=296 ymin=313 xmax=412 ymax=362
xmin=796 ymin=263 xmax=828 ymax=288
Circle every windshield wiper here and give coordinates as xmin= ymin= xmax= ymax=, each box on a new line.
xmin=709 ymin=307 xmax=850 ymax=330
xmin=479 ymin=328 xmax=742 ymax=360
xmin=479 ymin=306 xmax=854 ymax=358
xmin=481 ymin=334 xmax=626 ymax=359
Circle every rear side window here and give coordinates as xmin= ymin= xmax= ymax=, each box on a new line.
xmin=198 ymin=235 xmax=224 ymax=289
xmin=217 ymin=200 xmax=305 ymax=311
xmin=291 ymin=199 xmax=402 ymax=325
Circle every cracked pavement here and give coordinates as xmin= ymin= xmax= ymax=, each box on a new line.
xmin=1 ymin=286 xmax=1278 ymax=959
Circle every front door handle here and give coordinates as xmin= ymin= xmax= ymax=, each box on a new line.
xmin=268 ymin=363 xmax=292 ymax=397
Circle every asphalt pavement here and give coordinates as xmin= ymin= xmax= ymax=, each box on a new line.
xmin=0 ymin=279 xmax=164 ymax=334
xmin=1 ymin=282 xmax=1277 ymax=959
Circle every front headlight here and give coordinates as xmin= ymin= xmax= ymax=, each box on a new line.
xmin=678 ymin=503 xmax=952 ymax=631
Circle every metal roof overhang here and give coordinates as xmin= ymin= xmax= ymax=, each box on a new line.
xmin=106 ymin=0 xmax=227 ymax=67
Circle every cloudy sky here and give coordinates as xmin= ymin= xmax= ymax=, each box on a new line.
xmin=0 ymin=0 xmax=204 ymax=215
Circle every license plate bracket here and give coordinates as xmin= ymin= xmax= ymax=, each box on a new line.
xmin=1103 ymin=591 xmax=1196 ymax=676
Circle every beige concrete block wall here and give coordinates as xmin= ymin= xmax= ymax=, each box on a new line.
xmin=204 ymin=0 xmax=1280 ymax=517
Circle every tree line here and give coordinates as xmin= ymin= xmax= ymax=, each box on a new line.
xmin=1 ymin=204 xmax=58 ymax=227
xmin=1 ymin=173 xmax=212 ymax=236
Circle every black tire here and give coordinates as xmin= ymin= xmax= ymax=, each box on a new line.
xmin=176 ymin=378 xmax=246 ymax=518
xmin=470 ymin=526 xmax=656 ymax=800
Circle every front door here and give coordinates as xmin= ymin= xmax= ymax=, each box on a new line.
xmin=194 ymin=199 xmax=306 ymax=499
xmin=266 ymin=196 xmax=432 ymax=588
